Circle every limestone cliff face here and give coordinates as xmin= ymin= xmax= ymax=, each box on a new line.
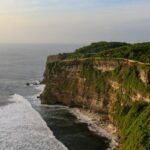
xmin=40 ymin=55 xmax=150 ymax=149
xmin=41 ymin=57 xmax=150 ymax=124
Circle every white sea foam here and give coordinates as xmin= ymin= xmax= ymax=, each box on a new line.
xmin=35 ymin=84 xmax=45 ymax=92
xmin=0 ymin=94 xmax=68 ymax=150
xmin=28 ymin=84 xmax=45 ymax=106
xmin=70 ymin=108 xmax=118 ymax=150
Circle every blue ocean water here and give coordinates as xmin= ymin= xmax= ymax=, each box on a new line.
xmin=0 ymin=44 xmax=110 ymax=150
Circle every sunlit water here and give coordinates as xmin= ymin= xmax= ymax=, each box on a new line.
xmin=0 ymin=44 xmax=110 ymax=150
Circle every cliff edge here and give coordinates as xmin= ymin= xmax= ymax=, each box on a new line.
xmin=41 ymin=42 xmax=150 ymax=150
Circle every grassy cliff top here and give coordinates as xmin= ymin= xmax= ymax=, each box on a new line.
xmin=56 ymin=41 xmax=150 ymax=63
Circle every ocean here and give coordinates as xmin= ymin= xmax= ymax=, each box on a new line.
xmin=0 ymin=44 xmax=110 ymax=150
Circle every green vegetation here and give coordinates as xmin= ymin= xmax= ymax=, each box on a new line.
xmin=113 ymin=100 xmax=150 ymax=150
xmin=75 ymin=41 xmax=128 ymax=54
xmin=97 ymin=42 xmax=150 ymax=63
xmin=58 ymin=41 xmax=150 ymax=63
xmin=80 ymin=59 xmax=111 ymax=95
xmin=111 ymin=65 xmax=150 ymax=94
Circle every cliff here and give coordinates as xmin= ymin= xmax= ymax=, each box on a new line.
xmin=41 ymin=42 xmax=150 ymax=150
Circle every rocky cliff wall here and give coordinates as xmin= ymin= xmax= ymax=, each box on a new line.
xmin=41 ymin=56 xmax=150 ymax=150
xmin=41 ymin=57 xmax=149 ymax=118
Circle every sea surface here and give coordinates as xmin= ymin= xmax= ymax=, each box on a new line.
xmin=0 ymin=44 xmax=110 ymax=150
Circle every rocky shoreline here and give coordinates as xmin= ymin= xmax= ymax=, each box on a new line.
xmin=70 ymin=108 xmax=119 ymax=150
xmin=32 ymin=81 xmax=119 ymax=150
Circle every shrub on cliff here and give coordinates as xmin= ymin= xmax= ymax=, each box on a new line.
xmin=115 ymin=101 xmax=150 ymax=150
xmin=61 ymin=41 xmax=150 ymax=63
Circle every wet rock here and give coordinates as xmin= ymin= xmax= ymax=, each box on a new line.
xmin=26 ymin=83 xmax=30 ymax=86
xmin=26 ymin=80 xmax=40 ymax=86
xmin=37 ymin=95 xmax=40 ymax=99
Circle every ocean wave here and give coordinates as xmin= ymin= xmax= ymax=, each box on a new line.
xmin=0 ymin=93 xmax=68 ymax=150
xmin=27 ymin=84 xmax=45 ymax=106
xmin=34 ymin=84 xmax=45 ymax=92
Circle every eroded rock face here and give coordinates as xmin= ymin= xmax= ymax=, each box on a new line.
xmin=139 ymin=69 xmax=149 ymax=84
xmin=110 ymin=81 xmax=120 ymax=90
xmin=40 ymin=56 xmax=150 ymax=150
xmin=93 ymin=60 xmax=121 ymax=72
xmin=41 ymin=57 xmax=150 ymax=125
xmin=131 ymin=93 xmax=150 ymax=102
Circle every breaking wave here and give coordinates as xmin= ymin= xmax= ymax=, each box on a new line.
xmin=0 ymin=93 xmax=68 ymax=150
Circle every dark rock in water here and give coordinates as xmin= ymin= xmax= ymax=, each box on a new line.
xmin=32 ymin=80 xmax=40 ymax=85
xmin=26 ymin=80 xmax=40 ymax=86
xmin=40 ymin=80 xmax=45 ymax=84
xmin=37 ymin=95 xmax=40 ymax=99
xmin=26 ymin=83 xmax=30 ymax=86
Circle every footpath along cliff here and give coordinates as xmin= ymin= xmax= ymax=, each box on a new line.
xmin=41 ymin=42 xmax=150 ymax=150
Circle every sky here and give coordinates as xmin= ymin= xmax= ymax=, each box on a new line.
xmin=0 ymin=0 xmax=150 ymax=44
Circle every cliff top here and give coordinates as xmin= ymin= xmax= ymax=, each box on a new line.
xmin=49 ymin=41 xmax=150 ymax=64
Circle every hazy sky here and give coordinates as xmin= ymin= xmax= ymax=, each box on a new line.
xmin=0 ymin=0 xmax=150 ymax=44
